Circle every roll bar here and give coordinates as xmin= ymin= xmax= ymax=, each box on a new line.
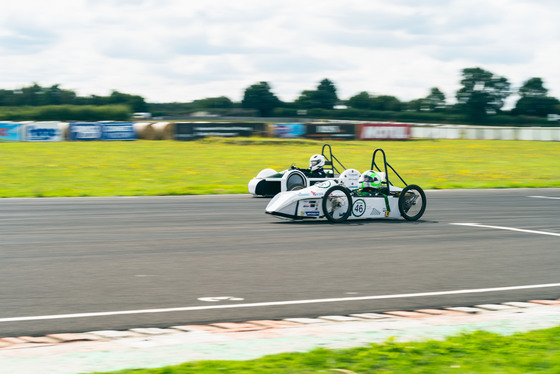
xmin=370 ymin=148 xmax=408 ymax=188
xmin=321 ymin=143 xmax=346 ymax=174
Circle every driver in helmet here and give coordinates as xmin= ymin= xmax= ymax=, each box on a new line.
xmin=291 ymin=154 xmax=327 ymax=178
xmin=356 ymin=170 xmax=383 ymax=196
xmin=307 ymin=154 xmax=327 ymax=178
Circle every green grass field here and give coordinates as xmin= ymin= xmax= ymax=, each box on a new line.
xmin=1 ymin=138 xmax=559 ymax=198
xmin=90 ymin=327 xmax=560 ymax=373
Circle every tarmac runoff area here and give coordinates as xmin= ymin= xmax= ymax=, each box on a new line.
xmin=1 ymin=299 xmax=560 ymax=374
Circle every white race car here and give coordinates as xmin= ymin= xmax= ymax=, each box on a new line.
xmin=248 ymin=144 xmax=351 ymax=197
xmin=265 ymin=148 xmax=426 ymax=223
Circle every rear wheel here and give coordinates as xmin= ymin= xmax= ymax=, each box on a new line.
xmin=322 ymin=185 xmax=352 ymax=223
xmin=398 ymin=184 xmax=426 ymax=221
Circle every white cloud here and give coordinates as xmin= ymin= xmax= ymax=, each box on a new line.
xmin=0 ymin=0 xmax=559 ymax=105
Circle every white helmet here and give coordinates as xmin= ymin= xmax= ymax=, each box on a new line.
xmin=309 ymin=154 xmax=326 ymax=171
xmin=359 ymin=170 xmax=383 ymax=189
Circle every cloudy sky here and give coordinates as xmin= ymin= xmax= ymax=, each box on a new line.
xmin=1 ymin=0 xmax=559 ymax=106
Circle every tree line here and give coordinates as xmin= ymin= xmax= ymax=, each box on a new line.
xmin=152 ymin=66 xmax=560 ymax=125
xmin=0 ymin=84 xmax=149 ymax=113
xmin=239 ymin=67 xmax=560 ymax=123
xmin=2 ymin=67 xmax=559 ymax=124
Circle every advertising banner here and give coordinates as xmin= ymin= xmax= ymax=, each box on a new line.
xmin=23 ymin=122 xmax=63 ymax=142
xmin=358 ymin=123 xmax=411 ymax=140
xmin=274 ymin=123 xmax=306 ymax=138
xmin=304 ymin=123 xmax=356 ymax=140
xmin=69 ymin=122 xmax=102 ymax=141
xmin=0 ymin=122 xmax=23 ymax=141
xmin=101 ymin=122 xmax=136 ymax=140
xmin=174 ymin=122 xmax=265 ymax=140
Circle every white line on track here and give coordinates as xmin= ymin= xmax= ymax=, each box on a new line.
xmin=2 ymin=283 xmax=560 ymax=323
xmin=529 ymin=195 xmax=560 ymax=200
xmin=451 ymin=223 xmax=560 ymax=237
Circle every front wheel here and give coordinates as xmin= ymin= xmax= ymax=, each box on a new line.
xmin=398 ymin=184 xmax=426 ymax=221
xmin=322 ymin=185 xmax=352 ymax=223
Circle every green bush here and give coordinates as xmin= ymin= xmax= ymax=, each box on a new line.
xmin=90 ymin=326 xmax=560 ymax=374
xmin=0 ymin=104 xmax=131 ymax=121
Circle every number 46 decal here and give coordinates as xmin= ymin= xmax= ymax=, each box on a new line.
xmin=352 ymin=199 xmax=366 ymax=217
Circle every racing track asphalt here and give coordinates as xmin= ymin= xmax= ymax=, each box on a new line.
xmin=1 ymin=188 xmax=559 ymax=338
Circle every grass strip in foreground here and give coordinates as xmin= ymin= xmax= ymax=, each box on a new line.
xmin=88 ymin=326 xmax=560 ymax=373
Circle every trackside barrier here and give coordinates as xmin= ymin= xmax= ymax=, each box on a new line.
xmin=100 ymin=122 xmax=136 ymax=141
xmin=358 ymin=123 xmax=411 ymax=140
xmin=0 ymin=121 xmax=23 ymax=141
xmin=272 ymin=123 xmax=306 ymax=138
xmin=70 ymin=122 xmax=139 ymax=141
xmin=23 ymin=121 xmax=65 ymax=142
xmin=174 ymin=122 xmax=266 ymax=140
xmin=3 ymin=121 xmax=560 ymax=142
xmin=519 ymin=127 xmax=560 ymax=141
xmin=412 ymin=125 xmax=560 ymax=141
xmin=69 ymin=122 xmax=102 ymax=141
xmin=412 ymin=125 xmax=473 ymax=140
xmin=304 ymin=122 xmax=357 ymax=140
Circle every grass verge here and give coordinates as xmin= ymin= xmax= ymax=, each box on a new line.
xmin=89 ymin=326 xmax=560 ymax=373
xmin=1 ymin=138 xmax=559 ymax=197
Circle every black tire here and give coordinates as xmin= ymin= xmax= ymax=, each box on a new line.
xmin=322 ymin=185 xmax=352 ymax=223
xmin=286 ymin=172 xmax=306 ymax=191
xmin=398 ymin=184 xmax=426 ymax=221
